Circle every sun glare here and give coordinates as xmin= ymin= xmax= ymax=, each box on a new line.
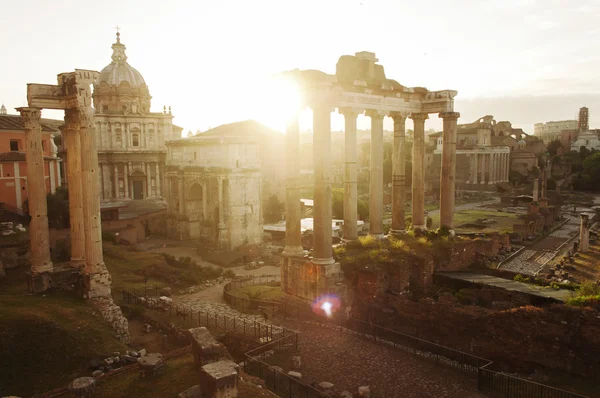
xmin=251 ymin=77 xmax=302 ymax=132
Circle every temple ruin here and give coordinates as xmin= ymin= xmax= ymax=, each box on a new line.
xmin=279 ymin=51 xmax=459 ymax=302
xmin=17 ymin=69 xmax=129 ymax=341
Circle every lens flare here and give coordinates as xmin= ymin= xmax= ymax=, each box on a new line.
xmin=312 ymin=294 xmax=341 ymax=318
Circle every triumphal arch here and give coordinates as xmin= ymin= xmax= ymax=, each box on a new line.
xmin=19 ymin=70 xmax=111 ymax=299
xmin=280 ymin=51 xmax=459 ymax=303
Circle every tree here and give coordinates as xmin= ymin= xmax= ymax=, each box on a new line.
xmin=547 ymin=139 xmax=563 ymax=157
xmin=46 ymin=187 xmax=70 ymax=229
xmin=331 ymin=188 xmax=344 ymax=219
xmin=263 ymin=194 xmax=284 ymax=224
xmin=573 ymin=152 xmax=600 ymax=192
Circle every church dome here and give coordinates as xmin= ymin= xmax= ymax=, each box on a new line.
xmin=97 ymin=32 xmax=147 ymax=88
xmin=93 ymin=32 xmax=152 ymax=115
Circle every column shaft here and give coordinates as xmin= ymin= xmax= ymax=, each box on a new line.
xmin=124 ymin=164 xmax=129 ymax=198
xmin=78 ymin=107 xmax=105 ymax=275
xmin=283 ymin=115 xmax=303 ymax=255
xmin=61 ymin=119 xmax=85 ymax=264
xmin=411 ymin=113 xmax=428 ymax=229
xmin=17 ymin=107 xmax=53 ymax=274
xmin=473 ymin=153 xmax=479 ymax=184
xmin=312 ymin=106 xmax=334 ymax=264
xmin=340 ymin=109 xmax=359 ymax=241
xmin=155 ymin=163 xmax=161 ymax=197
xmin=145 ymin=162 xmax=152 ymax=198
xmin=113 ymin=164 xmax=119 ymax=198
xmin=178 ymin=176 xmax=185 ymax=214
xmin=391 ymin=113 xmax=407 ymax=234
xmin=367 ymin=111 xmax=384 ymax=236
xmin=439 ymin=112 xmax=459 ymax=230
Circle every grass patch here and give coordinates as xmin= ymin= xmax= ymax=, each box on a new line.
xmin=429 ymin=209 xmax=520 ymax=233
xmin=0 ymin=267 xmax=127 ymax=397
xmin=104 ymin=243 xmax=223 ymax=299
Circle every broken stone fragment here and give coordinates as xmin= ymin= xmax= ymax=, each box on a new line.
xmin=91 ymin=370 xmax=103 ymax=378
xmin=358 ymin=385 xmax=370 ymax=398
xmin=288 ymin=371 xmax=302 ymax=380
xmin=138 ymin=348 xmax=147 ymax=357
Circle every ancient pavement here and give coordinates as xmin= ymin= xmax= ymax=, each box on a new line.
xmin=278 ymin=320 xmax=484 ymax=398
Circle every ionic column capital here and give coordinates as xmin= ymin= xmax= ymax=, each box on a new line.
xmin=365 ymin=109 xmax=387 ymax=119
xmin=338 ymin=107 xmax=363 ymax=118
xmin=390 ymin=112 xmax=409 ymax=121
xmin=410 ymin=113 xmax=429 ymax=121
xmin=16 ymin=107 xmax=42 ymax=128
xmin=439 ymin=111 xmax=461 ymax=120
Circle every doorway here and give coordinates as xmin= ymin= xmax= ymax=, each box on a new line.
xmin=133 ymin=181 xmax=143 ymax=199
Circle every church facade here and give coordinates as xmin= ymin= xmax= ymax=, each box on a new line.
xmin=92 ymin=33 xmax=182 ymax=202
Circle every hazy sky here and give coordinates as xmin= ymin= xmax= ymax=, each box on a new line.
xmin=2 ymin=0 xmax=599 ymax=135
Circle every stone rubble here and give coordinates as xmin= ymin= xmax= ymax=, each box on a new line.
xmin=90 ymin=296 xmax=130 ymax=344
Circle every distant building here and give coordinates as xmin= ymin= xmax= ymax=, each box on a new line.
xmin=0 ymin=112 xmax=62 ymax=212
xmin=92 ymin=32 xmax=182 ymax=202
xmin=164 ymin=127 xmax=262 ymax=250
xmin=534 ymin=120 xmax=578 ymax=144
xmin=571 ymin=130 xmax=600 ymax=152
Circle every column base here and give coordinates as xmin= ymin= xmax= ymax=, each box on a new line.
xmin=84 ymin=266 xmax=112 ymax=299
xmin=282 ymin=246 xmax=305 ymax=257
xmin=389 ymin=229 xmax=407 ymax=237
xmin=412 ymin=224 xmax=427 ymax=231
xmin=27 ymin=263 xmax=82 ymax=294
xmin=311 ymin=256 xmax=336 ymax=265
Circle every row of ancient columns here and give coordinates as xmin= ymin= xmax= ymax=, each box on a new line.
xmin=18 ymin=106 xmax=106 ymax=286
xmin=105 ymin=161 xmax=161 ymax=200
xmin=468 ymin=152 xmax=510 ymax=184
xmin=283 ymin=107 xmax=460 ymax=265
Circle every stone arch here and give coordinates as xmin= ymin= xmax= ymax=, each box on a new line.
xmin=186 ymin=182 xmax=206 ymax=239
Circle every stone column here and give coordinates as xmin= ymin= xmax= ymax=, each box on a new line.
xmin=61 ymin=116 xmax=85 ymax=265
xmin=178 ymin=176 xmax=185 ymax=215
xmin=339 ymin=108 xmax=360 ymax=241
xmin=312 ymin=105 xmax=334 ymax=264
xmin=480 ymin=154 xmax=487 ymax=184
xmin=533 ymin=179 xmax=539 ymax=202
xmin=124 ymin=163 xmax=129 ymax=198
xmin=506 ymin=153 xmax=510 ymax=181
xmin=282 ymin=114 xmax=303 ymax=257
xmin=367 ymin=110 xmax=385 ymax=237
xmin=217 ymin=176 xmax=227 ymax=248
xmin=145 ymin=162 xmax=151 ymax=198
xmin=473 ymin=153 xmax=479 ymax=185
xmin=17 ymin=107 xmax=53 ymax=274
xmin=411 ymin=113 xmax=428 ymax=229
xmin=155 ymin=162 xmax=161 ymax=198
xmin=579 ymin=214 xmax=590 ymax=252
xmin=77 ymin=105 xmax=109 ymax=296
xmin=113 ymin=164 xmax=119 ymax=199
xmin=390 ymin=112 xmax=408 ymax=235
xmin=439 ymin=112 xmax=460 ymax=230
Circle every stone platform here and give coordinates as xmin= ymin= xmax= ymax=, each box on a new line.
xmin=26 ymin=262 xmax=83 ymax=293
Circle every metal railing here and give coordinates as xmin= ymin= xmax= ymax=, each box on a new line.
xmin=121 ymin=289 xmax=328 ymax=398
xmin=223 ymin=274 xmax=281 ymax=315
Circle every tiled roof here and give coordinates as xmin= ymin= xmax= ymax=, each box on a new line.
xmin=0 ymin=114 xmax=62 ymax=132
xmin=0 ymin=151 xmax=58 ymax=162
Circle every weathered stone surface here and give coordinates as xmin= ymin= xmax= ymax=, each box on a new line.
xmin=291 ymin=355 xmax=301 ymax=369
xmin=288 ymin=371 xmax=302 ymax=380
xmin=358 ymin=386 xmax=370 ymax=398
xmin=340 ymin=391 xmax=353 ymax=398
xmin=69 ymin=377 xmax=96 ymax=398
xmin=178 ymin=384 xmax=202 ymax=398
xmin=188 ymin=327 xmax=223 ymax=366
xmin=318 ymin=381 xmax=334 ymax=392
xmin=201 ymin=360 xmax=239 ymax=398
xmin=91 ymin=370 xmax=103 ymax=378
xmin=138 ymin=353 xmax=165 ymax=378
xmin=90 ymin=296 xmax=130 ymax=344
xmin=138 ymin=348 xmax=147 ymax=357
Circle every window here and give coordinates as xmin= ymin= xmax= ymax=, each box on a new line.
xmin=10 ymin=140 xmax=19 ymax=151
xmin=132 ymin=134 xmax=139 ymax=147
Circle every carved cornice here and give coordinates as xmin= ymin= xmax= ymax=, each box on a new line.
xmin=16 ymin=107 xmax=42 ymax=129
xmin=390 ymin=111 xmax=409 ymax=121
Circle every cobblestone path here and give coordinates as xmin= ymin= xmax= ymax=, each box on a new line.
xmin=277 ymin=320 xmax=484 ymax=398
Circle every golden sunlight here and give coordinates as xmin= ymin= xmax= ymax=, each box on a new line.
xmin=250 ymin=76 xmax=302 ymax=132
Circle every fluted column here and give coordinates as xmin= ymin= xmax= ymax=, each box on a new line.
xmin=489 ymin=153 xmax=496 ymax=184
xmin=282 ymin=114 xmax=303 ymax=256
xmin=61 ymin=116 xmax=85 ymax=265
xmin=411 ymin=113 xmax=428 ymax=229
xmin=390 ymin=112 xmax=408 ymax=234
xmin=473 ymin=153 xmax=479 ymax=184
xmin=480 ymin=154 xmax=486 ymax=184
xmin=339 ymin=108 xmax=360 ymax=241
xmin=312 ymin=105 xmax=334 ymax=264
xmin=505 ymin=153 xmax=510 ymax=181
xmin=78 ymin=107 xmax=105 ymax=276
xmin=366 ymin=110 xmax=385 ymax=237
xmin=439 ymin=112 xmax=460 ymax=230
xmin=17 ymin=107 xmax=53 ymax=274
xmin=178 ymin=176 xmax=185 ymax=215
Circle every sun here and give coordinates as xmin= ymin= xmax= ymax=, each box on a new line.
xmin=251 ymin=76 xmax=303 ymax=132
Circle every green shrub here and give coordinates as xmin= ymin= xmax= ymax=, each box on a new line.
xmin=566 ymin=295 xmax=600 ymax=307
xmin=358 ymin=235 xmax=379 ymax=249
xmin=579 ymin=281 xmax=600 ymax=296
xmin=514 ymin=274 xmax=531 ymax=283
xmin=222 ymin=269 xmax=236 ymax=279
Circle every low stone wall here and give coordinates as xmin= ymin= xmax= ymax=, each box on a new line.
xmin=91 ymin=296 xmax=130 ymax=344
